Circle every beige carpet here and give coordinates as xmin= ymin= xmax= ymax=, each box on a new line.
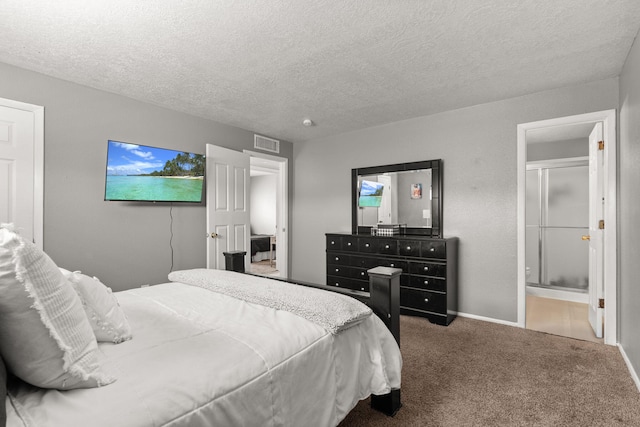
xmin=340 ymin=316 xmax=640 ymax=427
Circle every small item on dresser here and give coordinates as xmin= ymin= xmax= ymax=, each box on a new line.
xmin=377 ymin=224 xmax=401 ymax=236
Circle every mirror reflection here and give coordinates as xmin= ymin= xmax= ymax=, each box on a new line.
xmin=357 ymin=169 xmax=433 ymax=228
xmin=352 ymin=159 xmax=442 ymax=237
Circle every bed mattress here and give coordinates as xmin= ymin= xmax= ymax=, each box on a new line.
xmin=6 ymin=281 xmax=401 ymax=427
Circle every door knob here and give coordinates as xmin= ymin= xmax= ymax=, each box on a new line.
xmin=209 ymin=232 xmax=218 ymax=238
xmin=581 ymin=235 xmax=590 ymax=241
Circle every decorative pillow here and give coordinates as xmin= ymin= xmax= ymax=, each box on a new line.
xmin=0 ymin=224 xmax=115 ymax=390
xmin=59 ymin=269 xmax=132 ymax=344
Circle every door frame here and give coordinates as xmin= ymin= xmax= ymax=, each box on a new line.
xmin=516 ymin=109 xmax=617 ymax=345
xmin=0 ymin=97 xmax=44 ymax=249
xmin=244 ymin=150 xmax=289 ymax=279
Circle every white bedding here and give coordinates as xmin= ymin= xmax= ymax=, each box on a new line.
xmin=6 ymin=281 xmax=401 ymax=427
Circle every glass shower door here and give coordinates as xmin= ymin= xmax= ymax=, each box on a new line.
xmin=526 ymin=161 xmax=589 ymax=292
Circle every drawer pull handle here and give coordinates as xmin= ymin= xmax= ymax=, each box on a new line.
xmin=347 ymin=242 xmax=352 ymax=246
xmin=361 ymin=287 xmax=365 ymax=291
xmin=335 ymin=268 xmax=340 ymax=272
xmin=390 ymin=263 xmax=395 ymax=267
xmin=423 ymin=266 xmax=429 ymax=271
xmin=365 ymin=243 xmax=370 ymax=247
xmin=424 ymin=280 xmax=429 ymax=285
xmin=424 ymin=298 xmax=429 ymax=303
xmin=406 ymin=246 xmax=411 ymax=251
xmin=385 ymin=245 xmax=390 ymax=249
xmin=331 ymin=241 xmax=335 ymax=245
xmin=335 ymin=283 xmax=340 ymax=286
xmin=361 ymin=272 xmax=365 ymax=276
xmin=430 ymin=247 xmax=435 ymax=252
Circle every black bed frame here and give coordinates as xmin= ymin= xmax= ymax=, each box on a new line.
xmin=223 ymin=250 xmax=402 ymax=417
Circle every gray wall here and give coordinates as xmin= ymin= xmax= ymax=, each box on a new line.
xmin=527 ymin=138 xmax=588 ymax=161
xmin=291 ymin=78 xmax=619 ymax=322
xmin=0 ymin=62 xmax=292 ymax=291
xmin=397 ymin=169 xmax=432 ymax=227
xmin=619 ymin=30 xmax=640 ymax=386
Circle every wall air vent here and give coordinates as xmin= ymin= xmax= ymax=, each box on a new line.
xmin=254 ymin=134 xmax=280 ymax=154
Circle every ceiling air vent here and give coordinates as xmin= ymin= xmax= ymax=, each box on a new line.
xmin=254 ymin=134 xmax=280 ymax=154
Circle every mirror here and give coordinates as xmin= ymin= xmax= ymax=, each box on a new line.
xmin=352 ymin=159 xmax=442 ymax=237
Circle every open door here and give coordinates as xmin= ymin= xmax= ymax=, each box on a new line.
xmin=206 ymin=145 xmax=251 ymax=270
xmin=587 ymin=122 xmax=604 ymax=338
xmin=0 ymin=99 xmax=44 ymax=248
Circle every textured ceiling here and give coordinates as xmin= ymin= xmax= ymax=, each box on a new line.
xmin=1 ymin=1 xmax=640 ymax=143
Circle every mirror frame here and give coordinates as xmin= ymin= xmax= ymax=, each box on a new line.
xmin=352 ymin=159 xmax=442 ymax=237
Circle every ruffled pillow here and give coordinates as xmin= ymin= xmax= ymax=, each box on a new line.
xmin=60 ymin=269 xmax=132 ymax=344
xmin=0 ymin=224 xmax=115 ymax=389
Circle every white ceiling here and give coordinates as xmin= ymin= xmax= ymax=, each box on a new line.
xmin=2 ymin=1 xmax=640 ymax=143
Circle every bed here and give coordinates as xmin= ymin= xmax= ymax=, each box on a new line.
xmin=1 ymin=226 xmax=401 ymax=427
xmin=251 ymin=234 xmax=275 ymax=263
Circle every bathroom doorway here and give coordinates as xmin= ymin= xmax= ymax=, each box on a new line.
xmin=517 ymin=110 xmax=617 ymax=345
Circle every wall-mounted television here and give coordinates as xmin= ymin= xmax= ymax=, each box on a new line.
xmin=104 ymin=140 xmax=205 ymax=203
xmin=358 ymin=180 xmax=384 ymax=207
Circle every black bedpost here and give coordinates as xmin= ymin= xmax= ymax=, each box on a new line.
xmin=367 ymin=266 xmax=402 ymax=416
xmin=223 ymin=250 xmax=247 ymax=273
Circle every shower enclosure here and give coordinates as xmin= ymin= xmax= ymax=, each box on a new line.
xmin=526 ymin=158 xmax=589 ymax=293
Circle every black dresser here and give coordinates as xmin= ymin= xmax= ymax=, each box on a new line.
xmin=326 ymin=233 xmax=458 ymax=325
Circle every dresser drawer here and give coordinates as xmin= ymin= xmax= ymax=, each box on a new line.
xmin=326 ymin=235 xmax=342 ymax=251
xmin=349 ymin=255 xmax=408 ymax=272
xmin=358 ymin=238 xmax=377 ymax=253
xmin=350 ymin=255 xmax=379 ymax=269
xmin=405 ymin=275 xmax=447 ymax=292
xmin=326 ymin=265 xmax=368 ymax=280
xmin=326 ymin=276 xmax=369 ymax=292
xmin=327 ymin=253 xmax=350 ymax=266
xmin=376 ymin=239 xmax=398 ymax=255
xmin=342 ymin=235 xmax=359 ymax=251
xmin=400 ymin=288 xmax=447 ymax=314
xmin=398 ymin=240 xmax=421 ymax=257
xmin=421 ymin=240 xmax=446 ymax=259
xmin=408 ymin=261 xmax=446 ymax=278
xmin=376 ymin=258 xmax=408 ymax=271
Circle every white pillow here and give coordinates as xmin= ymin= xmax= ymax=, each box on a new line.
xmin=60 ymin=269 xmax=132 ymax=344
xmin=0 ymin=224 xmax=115 ymax=389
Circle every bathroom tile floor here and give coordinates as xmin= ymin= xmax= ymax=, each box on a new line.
xmin=526 ymin=295 xmax=603 ymax=344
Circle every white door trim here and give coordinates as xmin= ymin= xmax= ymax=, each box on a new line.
xmin=517 ymin=109 xmax=617 ymax=345
xmin=244 ymin=150 xmax=289 ymax=279
xmin=0 ymin=97 xmax=44 ymax=249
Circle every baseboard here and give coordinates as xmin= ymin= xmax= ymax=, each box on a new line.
xmin=618 ymin=344 xmax=640 ymax=393
xmin=526 ymin=285 xmax=588 ymax=304
xmin=456 ymin=311 xmax=520 ymax=328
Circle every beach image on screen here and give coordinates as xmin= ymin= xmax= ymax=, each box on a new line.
xmin=105 ymin=141 xmax=205 ymax=202
xmin=359 ymin=180 xmax=384 ymax=207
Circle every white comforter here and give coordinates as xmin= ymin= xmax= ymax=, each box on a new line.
xmin=7 ymin=281 xmax=402 ymax=427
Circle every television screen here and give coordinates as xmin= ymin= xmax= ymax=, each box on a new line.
xmin=104 ymin=140 xmax=205 ymax=203
xmin=358 ymin=180 xmax=384 ymax=207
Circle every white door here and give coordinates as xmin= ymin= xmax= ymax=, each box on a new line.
xmin=587 ymin=122 xmax=604 ymax=338
xmin=206 ymin=144 xmax=251 ymax=270
xmin=377 ymin=175 xmax=392 ymax=224
xmin=0 ymin=100 xmax=44 ymax=248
